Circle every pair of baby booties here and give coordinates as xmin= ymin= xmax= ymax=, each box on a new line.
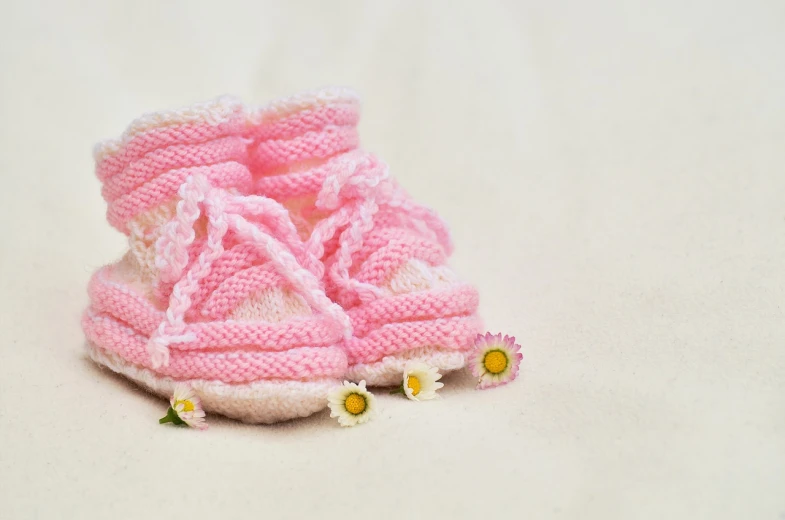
xmin=83 ymin=87 xmax=482 ymax=424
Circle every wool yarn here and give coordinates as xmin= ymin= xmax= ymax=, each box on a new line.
xmin=84 ymin=88 xmax=483 ymax=422
xmin=247 ymin=88 xmax=482 ymax=385
xmin=85 ymin=97 xmax=351 ymax=423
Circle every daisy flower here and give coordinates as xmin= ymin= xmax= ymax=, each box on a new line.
xmin=327 ymin=380 xmax=377 ymax=427
xmin=401 ymin=361 xmax=443 ymax=401
xmin=470 ymin=333 xmax=523 ymax=390
xmin=159 ymin=383 xmax=208 ymax=430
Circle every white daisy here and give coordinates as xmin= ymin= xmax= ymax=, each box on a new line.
xmin=159 ymin=383 xmax=208 ymax=430
xmin=402 ymin=361 xmax=444 ymax=401
xmin=327 ymin=380 xmax=377 ymax=427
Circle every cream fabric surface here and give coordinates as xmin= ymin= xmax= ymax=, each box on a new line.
xmin=1 ymin=1 xmax=783 ymax=518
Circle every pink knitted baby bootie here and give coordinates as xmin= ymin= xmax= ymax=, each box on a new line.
xmin=247 ymin=88 xmax=482 ymax=386
xmin=83 ymin=98 xmax=352 ymax=423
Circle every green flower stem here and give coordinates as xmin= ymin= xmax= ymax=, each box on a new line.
xmin=159 ymin=407 xmax=186 ymax=426
xmin=389 ymin=385 xmax=406 ymax=395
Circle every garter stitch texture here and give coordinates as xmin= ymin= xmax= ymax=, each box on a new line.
xmin=246 ymin=88 xmax=482 ymax=385
xmin=85 ymin=89 xmax=482 ymax=425
xmin=85 ymin=97 xmax=351 ymax=423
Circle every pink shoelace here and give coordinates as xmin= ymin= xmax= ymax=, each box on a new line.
xmin=147 ymin=174 xmax=351 ymax=368
xmin=303 ymin=150 xmax=454 ymax=305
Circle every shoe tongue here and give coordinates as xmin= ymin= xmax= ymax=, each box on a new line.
xmin=248 ymin=88 xmax=361 ymax=173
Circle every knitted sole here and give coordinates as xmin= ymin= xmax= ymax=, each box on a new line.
xmin=86 ymin=342 xmax=335 ymax=424
xmin=345 ymin=347 xmax=467 ymax=387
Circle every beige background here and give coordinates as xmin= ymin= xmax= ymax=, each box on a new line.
xmin=1 ymin=1 xmax=784 ymax=518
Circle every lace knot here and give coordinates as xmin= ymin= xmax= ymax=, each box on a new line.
xmin=148 ymin=173 xmax=351 ymax=367
xmin=315 ymin=152 xmax=393 ymax=211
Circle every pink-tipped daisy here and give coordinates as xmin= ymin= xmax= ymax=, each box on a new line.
xmin=159 ymin=383 xmax=208 ymax=430
xmin=469 ymin=333 xmax=523 ymax=390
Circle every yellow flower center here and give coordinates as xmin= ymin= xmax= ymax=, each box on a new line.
xmin=407 ymin=375 xmax=421 ymax=396
xmin=175 ymin=399 xmax=195 ymax=412
xmin=344 ymin=393 xmax=366 ymax=415
xmin=483 ymin=350 xmax=508 ymax=374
